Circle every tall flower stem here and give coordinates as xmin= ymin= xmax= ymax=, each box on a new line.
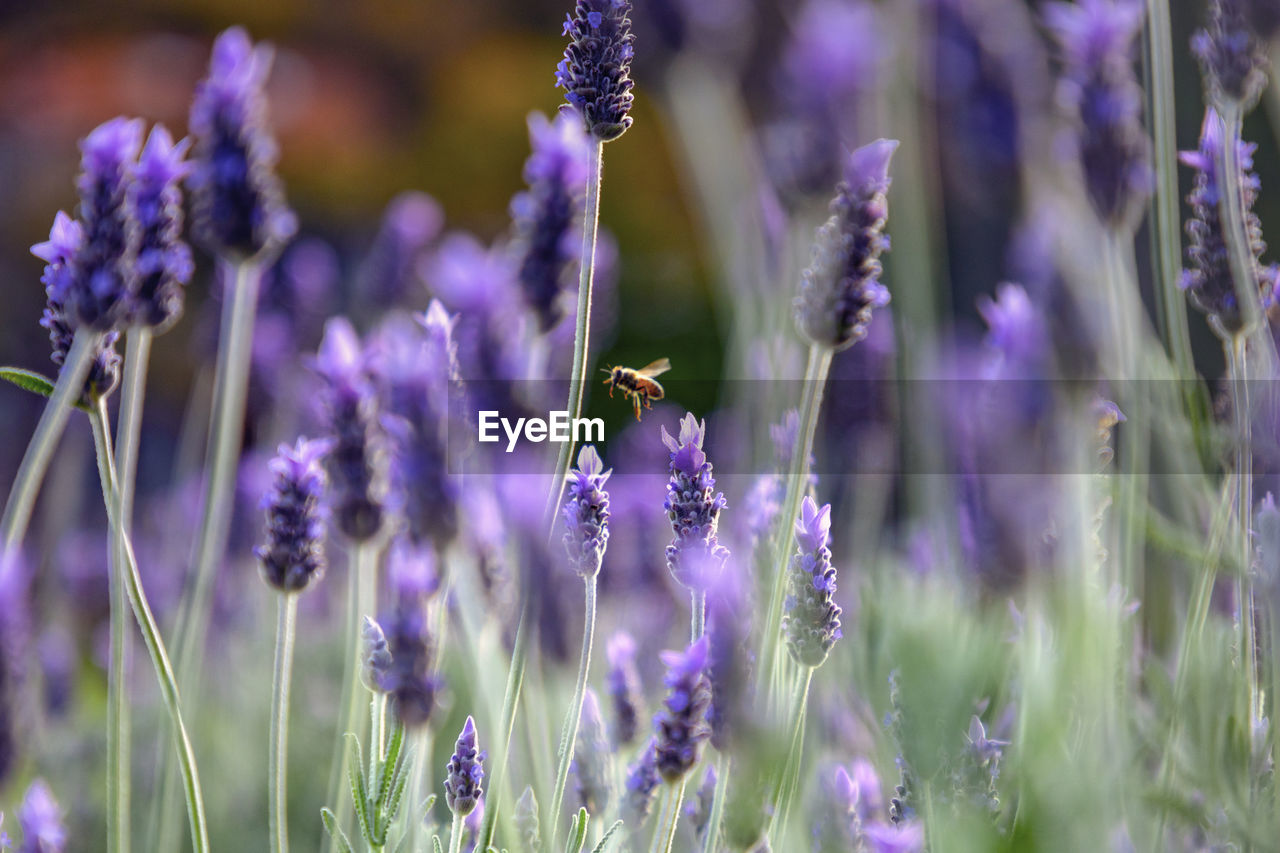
xmin=648 ymin=784 xmax=685 ymax=853
xmin=691 ymin=589 xmax=705 ymax=641
xmin=89 ymin=398 xmax=210 ymax=853
xmin=547 ymin=140 xmax=604 ymax=529
xmin=1229 ymin=335 xmax=1261 ymax=728
xmin=756 ymin=345 xmax=832 ymax=700
xmin=549 ymin=576 xmax=599 ymax=847
xmin=269 ymin=593 xmax=298 ymax=853
xmin=477 ymin=596 xmax=531 ymax=850
xmin=0 ymin=328 xmax=99 ymax=557
xmin=768 ymin=667 xmax=813 ymax=846
xmin=447 ymin=811 xmax=465 ymax=853
xmin=107 ymin=489 xmax=130 ymax=853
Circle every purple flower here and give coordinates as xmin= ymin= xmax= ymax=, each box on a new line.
xmin=444 ymin=715 xmax=485 ymax=817
xmin=382 ymin=540 xmax=442 ymax=728
xmin=957 ymin=715 xmax=1009 ymax=815
xmin=706 ymin=580 xmax=752 ymax=753
xmin=662 ymin=413 xmax=730 ymax=590
xmin=188 ymin=27 xmax=297 ymax=259
xmin=312 ymin=318 xmax=389 ymax=541
xmin=254 ymin=437 xmax=331 ymax=593
xmin=977 ymin=283 xmax=1049 ymax=377
xmin=1195 ymin=0 xmax=1269 ymax=110
xmin=863 ymin=820 xmax=925 ymax=853
xmin=129 ymin=124 xmax=193 ymax=330
xmin=1045 ymin=0 xmax=1152 ymax=229
xmin=784 ymin=497 xmax=842 ymax=668
xmin=794 ymin=140 xmax=896 ymax=351
xmin=511 ymin=111 xmax=591 ymax=332
xmin=31 ymin=212 xmax=122 ymax=400
xmin=622 ymin=739 xmax=662 ymax=824
xmin=779 ymin=0 xmax=886 ymax=112
xmin=358 ymin=191 xmax=443 ymax=307
xmin=556 ymin=0 xmax=636 ymax=141
xmin=17 ymin=780 xmax=65 ymax=853
xmin=1179 ymin=107 xmax=1277 ymax=334
xmin=0 ymin=812 xmax=9 ymax=851
xmin=654 ymin=635 xmax=712 ymax=782
xmin=361 ymin=616 xmax=392 ymax=693
xmin=811 ymin=764 xmax=861 ymax=853
xmin=572 ymin=689 xmax=615 ymax=815
xmin=562 ymin=444 xmax=611 ymax=578
xmin=606 ymin=631 xmax=645 ymax=746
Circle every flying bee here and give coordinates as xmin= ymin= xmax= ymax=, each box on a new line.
xmin=601 ymin=358 xmax=671 ymax=421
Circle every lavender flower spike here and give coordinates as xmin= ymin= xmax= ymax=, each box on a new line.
xmin=512 ymin=111 xmax=591 ymax=331
xmin=1179 ymin=107 xmax=1277 ymax=334
xmin=784 ymin=497 xmax=842 ymax=668
xmin=130 ymin=124 xmax=193 ymax=330
xmin=189 ymin=27 xmax=297 ymax=259
xmin=662 ymin=413 xmax=730 ymax=590
xmin=623 ymin=739 xmax=662 ymax=824
xmin=255 ymin=437 xmax=332 ymax=593
xmin=17 ymin=780 xmax=66 ymax=853
xmin=1195 ymin=0 xmax=1269 ymax=111
xmin=556 ymin=0 xmax=636 ymax=141
xmin=572 ymin=688 xmax=615 ymax=815
xmin=32 ymin=212 xmax=121 ymax=400
xmin=794 ymin=140 xmax=896 ymax=351
xmin=360 ymin=616 xmax=393 ymax=693
xmin=1045 ymin=0 xmax=1152 ymax=229
xmin=70 ymin=117 xmax=144 ymax=330
xmin=563 ymin=444 xmax=611 ymax=578
xmin=654 ymin=635 xmax=712 ymax=782
xmin=382 ymin=540 xmax=442 ymax=728
xmin=444 ymin=715 xmax=485 ymax=817
xmin=606 ymin=631 xmax=645 ymax=745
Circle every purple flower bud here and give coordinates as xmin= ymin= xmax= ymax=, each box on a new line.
xmin=572 ymin=689 xmax=615 ymax=815
xmin=794 ymin=140 xmax=896 ymax=351
xmin=606 ymin=631 xmax=645 ymax=746
xmin=382 ymin=540 xmax=441 ymax=728
xmin=31 ymin=212 xmax=122 ymax=400
xmin=444 ymin=715 xmax=485 ymax=817
xmin=361 ymin=616 xmax=392 ymax=693
xmin=1179 ymin=108 xmax=1277 ymax=334
xmin=358 ymin=191 xmax=443 ymax=307
xmin=130 ymin=125 xmax=193 ymax=330
xmin=556 ymin=0 xmax=636 ymax=141
xmin=662 ymin=413 xmax=730 ymax=590
xmin=515 ymin=786 xmax=541 ymax=850
xmin=188 ymin=27 xmax=297 ymax=259
xmin=1045 ymin=0 xmax=1152 ymax=228
xmin=17 ymin=780 xmax=66 ymax=853
xmin=254 ymin=437 xmax=331 ymax=593
xmin=562 ymin=445 xmax=611 ymax=578
xmin=1194 ymin=0 xmax=1269 ymax=110
xmin=784 ymin=497 xmax=842 ymax=668
xmin=312 ymin=318 xmax=389 ymax=541
xmin=654 ymin=635 xmax=712 ymax=782
xmin=977 ymin=283 xmax=1049 ymax=376
xmin=623 ymin=739 xmax=662 ymax=824
xmin=512 ymin=111 xmax=590 ymax=332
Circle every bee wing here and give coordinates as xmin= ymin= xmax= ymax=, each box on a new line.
xmin=636 ymin=357 xmax=672 ymax=378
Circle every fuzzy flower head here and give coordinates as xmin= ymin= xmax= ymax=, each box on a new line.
xmin=794 ymin=140 xmax=896 ymax=350
xmin=514 ymin=787 xmax=541 ymax=851
xmin=1194 ymin=0 xmax=1269 ymax=111
xmin=784 ymin=497 xmax=842 ymax=668
xmin=254 ymin=437 xmax=331 ymax=593
xmin=572 ymin=689 xmax=615 ymax=816
xmin=662 ymin=413 xmax=730 ymax=589
xmin=360 ymin=616 xmax=393 ymax=694
xmin=512 ymin=111 xmax=591 ymax=332
xmin=358 ymin=191 xmax=443 ymax=306
xmin=17 ymin=780 xmax=65 ymax=853
xmin=130 ymin=124 xmax=193 ymax=330
xmin=812 ymin=764 xmax=861 ymax=853
xmin=382 ymin=540 xmax=442 ymax=728
xmin=978 ymin=283 xmax=1050 ymax=376
xmin=189 ymin=27 xmax=297 ymax=259
xmin=654 ymin=635 xmax=713 ymax=782
xmin=444 ymin=716 xmax=485 ymax=817
xmin=556 ymin=0 xmax=636 ymax=141
xmin=706 ymin=579 xmax=753 ymax=753
xmin=606 ymin=631 xmax=645 ymax=746
xmin=32 ymin=212 xmax=122 ymax=400
xmin=622 ymin=739 xmax=662 ymax=824
xmin=562 ymin=444 xmax=612 ymax=578
xmin=1045 ymin=0 xmax=1153 ymax=229
xmin=1179 ymin=107 xmax=1277 ymax=334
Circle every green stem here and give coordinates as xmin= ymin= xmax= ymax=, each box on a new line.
xmin=1217 ymin=105 xmax=1266 ymax=340
xmin=768 ymin=667 xmax=813 ymax=846
xmin=447 ymin=811 xmax=464 ymax=853
xmin=477 ymin=597 xmax=532 ymax=850
xmin=756 ymin=345 xmax=832 ymax=700
xmin=648 ymin=784 xmax=685 ymax=853
xmin=89 ymin=399 xmax=209 ymax=853
xmin=107 ymin=493 xmax=129 ymax=853
xmin=270 ymin=594 xmax=299 ymax=853
xmin=1 ymin=328 xmax=99 ymax=557
xmin=699 ymin=755 xmax=729 ymax=853
xmin=691 ymin=589 xmax=705 ymax=642
xmin=1229 ymin=336 xmax=1261 ymax=728
xmin=547 ymin=140 xmax=605 ymax=530
xmin=549 ymin=576 xmax=599 ymax=847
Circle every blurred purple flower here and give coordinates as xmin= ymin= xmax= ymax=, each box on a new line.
xmin=662 ymin=413 xmax=730 ymax=590
xmin=254 ymin=437 xmax=331 ymax=593
xmin=811 ymin=764 xmax=861 ymax=853
xmin=444 ymin=715 xmax=485 ymax=817
xmin=606 ymin=631 xmax=645 ymax=746
xmin=557 ymin=0 xmax=636 ymax=141
xmin=129 ymin=124 xmax=193 ymax=330
xmin=780 ymin=0 xmax=886 ymax=112
xmin=784 ymin=497 xmax=842 ymax=668
xmin=358 ymin=191 xmax=443 ymax=308
xmin=1195 ymin=0 xmax=1269 ymax=110
xmin=562 ymin=444 xmax=611 ymax=579
xmin=572 ymin=689 xmax=615 ymax=816
xmin=382 ymin=539 xmax=442 ymax=728
xmin=863 ymin=820 xmax=925 ymax=853
xmin=706 ymin=577 xmax=753 ymax=752
xmin=622 ymin=739 xmax=662 ymax=824
xmin=17 ymin=780 xmax=65 ymax=853
xmin=361 ymin=615 xmax=392 ymax=694
xmin=0 ymin=553 xmax=28 ymax=788
xmin=654 ymin=635 xmax=712 ymax=782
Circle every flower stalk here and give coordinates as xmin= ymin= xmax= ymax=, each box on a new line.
xmin=269 ymin=593 xmax=299 ymax=853
xmin=548 ymin=576 xmax=598 ymax=846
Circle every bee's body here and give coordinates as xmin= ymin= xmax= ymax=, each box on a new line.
xmin=602 ymin=358 xmax=671 ymax=421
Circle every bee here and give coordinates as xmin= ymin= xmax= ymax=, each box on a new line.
xmin=601 ymin=358 xmax=671 ymax=421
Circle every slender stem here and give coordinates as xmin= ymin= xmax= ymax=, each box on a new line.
xmin=1218 ymin=105 xmax=1265 ymax=339
xmin=699 ymin=755 xmax=729 ymax=853
xmin=768 ymin=667 xmax=813 ymax=846
xmin=89 ymin=400 xmax=209 ymax=853
xmin=691 ymin=589 xmax=706 ymax=642
xmin=1229 ymin=337 xmax=1261 ymax=725
xmin=1 ymin=328 xmax=99 ymax=557
xmin=270 ymin=594 xmax=298 ymax=853
xmin=648 ymin=784 xmax=685 ymax=853
xmin=549 ymin=576 xmax=599 ymax=847
xmin=447 ymin=811 xmax=465 ymax=853
xmin=477 ymin=596 xmax=532 ymax=850
xmin=756 ymin=345 xmax=832 ymax=699
xmin=407 ymin=728 xmax=433 ymax=849
xmin=107 ymin=495 xmax=129 ymax=853
xmin=547 ymin=140 xmax=605 ymax=531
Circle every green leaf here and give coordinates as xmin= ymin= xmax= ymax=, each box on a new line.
xmin=320 ymin=807 xmax=355 ymax=853
xmin=564 ymin=808 xmax=589 ymax=853
xmin=379 ymin=721 xmax=407 ymax=811
xmin=589 ymin=820 xmax=624 ymax=853
xmin=346 ymin=735 xmax=373 ymax=843
xmin=433 ymin=835 xmax=444 ymax=853
xmin=0 ymin=367 xmax=90 ymax=412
